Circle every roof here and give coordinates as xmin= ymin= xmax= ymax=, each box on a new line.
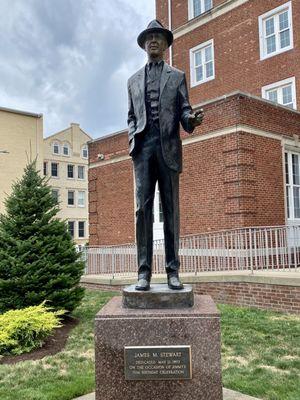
xmin=0 ymin=105 xmax=42 ymax=118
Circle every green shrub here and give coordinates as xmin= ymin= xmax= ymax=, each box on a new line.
xmin=0 ymin=302 xmax=64 ymax=356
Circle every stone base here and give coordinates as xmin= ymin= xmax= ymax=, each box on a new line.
xmin=122 ymin=284 xmax=194 ymax=309
xmin=95 ymin=295 xmax=223 ymax=400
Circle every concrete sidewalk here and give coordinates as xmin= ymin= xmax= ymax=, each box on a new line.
xmin=73 ymin=388 xmax=261 ymax=400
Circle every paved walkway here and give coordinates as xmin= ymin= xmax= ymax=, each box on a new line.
xmin=73 ymin=388 xmax=261 ymax=400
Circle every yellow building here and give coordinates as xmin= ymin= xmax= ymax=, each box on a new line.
xmin=0 ymin=106 xmax=43 ymax=215
xmin=43 ymin=123 xmax=92 ymax=247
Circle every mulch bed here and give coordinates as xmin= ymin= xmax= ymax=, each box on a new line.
xmin=0 ymin=316 xmax=79 ymax=365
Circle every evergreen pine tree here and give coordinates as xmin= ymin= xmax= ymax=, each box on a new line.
xmin=0 ymin=161 xmax=85 ymax=313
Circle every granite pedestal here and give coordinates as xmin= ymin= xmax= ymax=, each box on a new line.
xmin=95 ymin=285 xmax=223 ymax=400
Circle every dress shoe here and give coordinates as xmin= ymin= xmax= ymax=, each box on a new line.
xmin=135 ymin=278 xmax=150 ymax=291
xmin=167 ymin=273 xmax=183 ymax=290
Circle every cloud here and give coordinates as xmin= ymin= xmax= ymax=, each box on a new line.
xmin=0 ymin=0 xmax=155 ymax=138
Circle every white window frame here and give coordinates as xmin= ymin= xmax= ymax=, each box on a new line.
xmin=67 ymin=190 xmax=75 ymax=207
xmin=51 ymin=162 xmax=59 ymax=178
xmin=258 ymin=1 xmax=293 ymax=61
xmin=52 ymin=141 xmax=60 ymax=155
xmin=51 ymin=189 xmax=59 ymax=203
xmin=78 ymin=165 xmax=85 ymax=180
xmin=77 ymin=191 xmax=86 ymax=208
xmin=62 ymin=143 xmax=70 ymax=157
xmin=43 ymin=162 xmax=48 ymax=176
xmin=262 ymin=77 xmax=297 ymax=110
xmin=190 ymin=39 xmax=215 ymax=88
xmin=67 ymin=164 xmax=75 ymax=179
xmin=78 ymin=221 xmax=86 ymax=238
xmin=68 ymin=220 xmax=75 ymax=238
xmin=285 ymin=150 xmax=300 ymax=222
xmin=82 ymin=145 xmax=88 ymax=159
xmin=188 ymin=0 xmax=213 ymax=20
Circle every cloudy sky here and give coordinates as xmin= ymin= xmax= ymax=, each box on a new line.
xmin=0 ymin=0 xmax=155 ymax=138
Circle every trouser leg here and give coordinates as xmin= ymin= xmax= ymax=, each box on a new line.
xmin=156 ymin=150 xmax=180 ymax=274
xmin=133 ymin=139 xmax=157 ymax=279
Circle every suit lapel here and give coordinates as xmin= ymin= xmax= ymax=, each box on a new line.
xmin=160 ymin=63 xmax=172 ymax=100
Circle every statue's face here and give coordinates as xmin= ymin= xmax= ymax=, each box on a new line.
xmin=144 ymin=32 xmax=167 ymax=59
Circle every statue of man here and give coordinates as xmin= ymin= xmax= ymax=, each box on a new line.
xmin=127 ymin=20 xmax=203 ymax=291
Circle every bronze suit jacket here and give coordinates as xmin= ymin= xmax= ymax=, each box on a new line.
xmin=127 ymin=62 xmax=194 ymax=173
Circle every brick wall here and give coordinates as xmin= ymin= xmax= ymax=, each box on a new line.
xmin=81 ymin=281 xmax=300 ymax=314
xmin=156 ymin=0 xmax=300 ymax=110
xmin=88 ymin=93 xmax=293 ymax=244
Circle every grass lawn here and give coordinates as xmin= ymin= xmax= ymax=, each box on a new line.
xmin=0 ymin=290 xmax=299 ymax=400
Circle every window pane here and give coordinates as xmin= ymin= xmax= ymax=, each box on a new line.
xmin=194 ymin=50 xmax=202 ymax=66
xmin=78 ymin=191 xmax=85 ymax=207
xmin=205 ymin=45 xmax=212 ymax=62
xmin=82 ymin=146 xmax=88 ymax=158
xmin=279 ymin=11 xmax=289 ymax=31
xmin=63 ymin=145 xmax=69 ymax=155
xmin=292 ymin=154 xmax=299 ymax=185
xmin=78 ymin=166 xmax=85 ymax=179
xmin=205 ymin=61 xmax=213 ymax=78
xmin=67 ymin=165 xmax=74 ymax=178
xmin=265 ymin=17 xmax=275 ymax=36
xmin=195 ymin=66 xmax=203 ymax=82
xmin=78 ymin=221 xmax=85 ymax=238
xmin=68 ymin=221 xmax=75 ymax=238
xmin=280 ymin=29 xmax=290 ymax=49
xmin=193 ymin=0 xmax=201 ymax=17
xmin=158 ymin=194 xmax=163 ymax=223
xmin=204 ymin=0 xmax=212 ymax=12
xmin=51 ymin=163 xmax=58 ymax=177
xmin=267 ymin=89 xmax=278 ymax=103
xmin=52 ymin=189 xmax=59 ymax=203
xmin=285 ymin=153 xmax=289 ymax=185
xmin=266 ymin=35 xmax=276 ymax=54
xmin=53 ymin=144 xmax=59 ymax=154
xmin=286 ymin=186 xmax=290 ymax=219
xmin=68 ymin=191 xmax=75 ymax=205
xmin=282 ymin=85 xmax=292 ymax=106
xmin=293 ymin=187 xmax=300 ymax=218
xmin=43 ymin=162 xmax=47 ymax=176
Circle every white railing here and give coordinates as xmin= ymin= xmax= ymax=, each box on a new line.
xmin=82 ymin=225 xmax=300 ymax=277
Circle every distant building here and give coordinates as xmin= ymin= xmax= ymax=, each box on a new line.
xmin=88 ymin=0 xmax=300 ymax=246
xmin=0 ymin=106 xmax=43 ymax=215
xmin=44 ymin=123 xmax=92 ymax=247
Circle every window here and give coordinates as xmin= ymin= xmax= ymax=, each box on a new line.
xmin=68 ymin=221 xmax=75 ymax=238
xmin=52 ymin=189 xmax=59 ymax=203
xmin=67 ymin=164 xmax=74 ymax=178
xmin=68 ymin=190 xmax=75 ymax=206
xmin=259 ymin=2 xmax=293 ymax=60
xmin=78 ymin=221 xmax=85 ymax=238
xmin=262 ymin=77 xmax=296 ymax=109
xmin=62 ymin=143 xmax=70 ymax=156
xmin=51 ymin=162 xmax=59 ymax=177
xmin=189 ymin=0 xmax=213 ymax=19
xmin=43 ymin=162 xmax=48 ymax=176
xmin=82 ymin=145 xmax=88 ymax=159
xmin=78 ymin=165 xmax=85 ymax=180
xmin=77 ymin=191 xmax=85 ymax=207
xmin=52 ymin=142 xmax=60 ymax=155
xmin=285 ymin=151 xmax=300 ymax=220
xmin=190 ymin=39 xmax=214 ymax=87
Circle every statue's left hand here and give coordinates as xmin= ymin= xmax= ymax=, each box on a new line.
xmin=188 ymin=108 xmax=204 ymax=128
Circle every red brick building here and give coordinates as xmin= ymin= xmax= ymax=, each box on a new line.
xmin=88 ymin=0 xmax=300 ymax=246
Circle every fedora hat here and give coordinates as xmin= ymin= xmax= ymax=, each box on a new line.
xmin=137 ymin=20 xmax=173 ymax=49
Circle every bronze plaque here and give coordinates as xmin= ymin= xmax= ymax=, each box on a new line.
xmin=124 ymin=345 xmax=192 ymax=380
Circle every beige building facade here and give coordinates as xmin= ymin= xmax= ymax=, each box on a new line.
xmin=0 ymin=106 xmax=43 ymax=215
xmin=44 ymin=123 xmax=91 ymax=247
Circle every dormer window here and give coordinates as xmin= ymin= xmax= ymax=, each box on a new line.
xmin=53 ymin=142 xmax=60 ymax=155
xmin=82 ymin=145 xmax=88 ymax=159
xmin=62 ymin=143 xmax=70 ymax=156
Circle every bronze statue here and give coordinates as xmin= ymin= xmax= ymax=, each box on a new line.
xmin=127 ymin=20 xmax=203 ymax=291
